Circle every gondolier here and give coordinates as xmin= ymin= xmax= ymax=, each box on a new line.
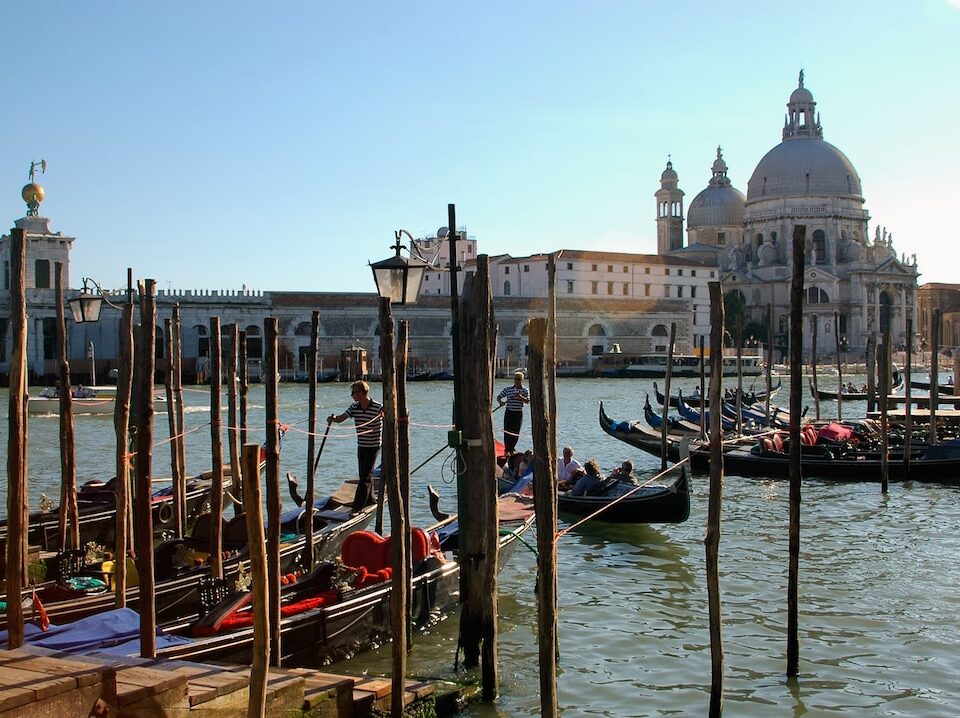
xmin=497 ymin=370 xmax=530 ymax=454
xmin=328 ymin=380 xmax=383 ymax=512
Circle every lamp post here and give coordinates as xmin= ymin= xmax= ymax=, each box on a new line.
xmin=370 ymin=229 xmax=428 ymax=714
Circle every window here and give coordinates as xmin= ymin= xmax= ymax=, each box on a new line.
xmin=710 ymin=271 xmax=715 ymax=278
xmin=771 ymin=231 xmax=778 ymax=244
xmin=718 ymin=232 xmax=726 ymax=245
xmin=566 ymin=280 xmax=574 ymax=294
xmin=524 ymin=264 xmax=530 ymax=273
xmin=678 ymin=286 xmax=684 ymax=298
xmin=691 ymin=270 xmax=697 ymax=277
xmin=664 ymin=285 xmax=670 ymax=298
xmin=34 ymin=259 xmax=50 ymax=289
xmin=504 ymin=280 xmax=511 ymax=295
xmin=607 ymin=282 xmax=613 ymax=295
xmin=567 ymin=262 xmax=573 ymax=270
xmin=505 ymin=266 xmax=510 ymax=275
xmin=245 ymin=325 xmax=263 ymax=359
xmin=622 ymin=266 xmax=628 ymax=273
xmin=622 ymin=283 xmax=629 ymax=296
xmin=41 ymin=317 xmax=56 ymax=361
xmin=806 ymin=287 xmax=829 ymax=304
xmin=644 ymin=284 xmax=650 ymax=296
xmin=2 ymin=261 xmax=8 ymax=289
xmin=645 ymin=267 xmax=651 ymax=274
xmin=0 ymin=318 xmax=6 ymax=361
xmin=196 ymin=325 xmax=209 ymax=358
xmin=652 ymin=324 xmax=669 ymax=337
xmin=592 ymin=264 xmax=598 ymax=272
xmin=678 ymin=269 xmax=683 ymax=276
xmin=607 ymin=265 xmax=613 ymax=273
xmin=691 ymin=286 xmax=697 ymax=298
xmin=591 ymin=282 xmax=598 ymax=295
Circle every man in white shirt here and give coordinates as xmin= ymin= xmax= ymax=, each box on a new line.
xmin=556 ymin=446 xmax=583 ymax=489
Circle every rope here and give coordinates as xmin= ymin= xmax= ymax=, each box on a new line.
xmin=556 ymin=458 xmax=690 ymax=538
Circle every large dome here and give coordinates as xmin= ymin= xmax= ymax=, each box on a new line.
xmin=746 ymin=137 xmax=862 ymax=201
xmin=688 ymin=184 xmax=746 ymax=228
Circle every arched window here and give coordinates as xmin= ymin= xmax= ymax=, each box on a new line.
xmin=770 ymin=231 xmax=777 ymax=245
xmin=245 ymin=325 xmax=262 ymax=359
xmin=651 ymin=324 xmax=669 ymax=337
xmin=754 ymin=233 xmax=763 ymax=249
xmin=504 ymin=280 xmax=511 ymax=296
xmin=806 ymin=287 xmax=829 ymax=304
xmin=588 ymin=324 xmax=607 ymax=337
xmin=195 ymin=325 xmax=209 ymax=358
xmin=295 ymin=322 xmax=312 ymax=336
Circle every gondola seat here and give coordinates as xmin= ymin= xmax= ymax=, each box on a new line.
xmin=340 ymin=529 xmax=431 ymax=588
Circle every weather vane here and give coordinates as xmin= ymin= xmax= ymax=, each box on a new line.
xmin=28 ymin=159 xmax=46 ymax=183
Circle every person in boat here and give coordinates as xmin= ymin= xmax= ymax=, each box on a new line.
xmin=556 ymin=446 xmax=583 ymax=487
xmin=569 ymin=459 xmax=603 ymax=497
xmin=327 ymin=380 xmax=383 ymax=513
xmin=558 ymin=465 xmax=586 ymax=492
xmin=497 ymin=371 xmax=530 ymax=455
xmin=607 ymin=460 xmax=635 ymax=483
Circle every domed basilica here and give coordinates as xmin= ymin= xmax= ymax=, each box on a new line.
xmin=656 ymin=72 xmax=919 ymax=355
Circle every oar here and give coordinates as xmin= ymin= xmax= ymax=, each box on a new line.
xmin=312 ymin=421 xmax=332 ymax=475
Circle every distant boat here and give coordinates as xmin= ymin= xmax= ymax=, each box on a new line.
xmin=28 ymin=385 xmax=168 ymax=416
xmin=614 ymin=353 xmax=764 ymax=379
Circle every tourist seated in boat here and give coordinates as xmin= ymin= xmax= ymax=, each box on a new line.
xmin=502 ymin=449 xmax=534 ymax=483
xmin=556 ymin=446 xmax=583 ymax=487
xmin=557 ymin=465 xmax=586 ymax=492
xmin=72 ymin=386 xmax=96 ymax=399
xmin=569 ymin=459 xmax=603 ymax=496
xmin=606 ymin=460 xmax=637 ymax=484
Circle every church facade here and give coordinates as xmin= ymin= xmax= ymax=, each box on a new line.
xmin=657 ymin=72 xmax=920 ymax=357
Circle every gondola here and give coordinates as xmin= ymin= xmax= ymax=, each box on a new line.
xmin=557 ymin=469 xmax=690 ymax=524
xmin=0 ymin=481 xmax=375 ymax=633
xmin=643 ymin=394 xmax=701 ymax=434
xmin=809 ymin=369 xmax=903 ymax=401
xmin=599 ymin=402 xmax=689 ymax=462
xmin=677 ymin=394 xmax=737 ymax=432
xmin=22 ymin=494 xmax=536 ymax=666
xmin=654 ymin=378 xmax=781 ymax=409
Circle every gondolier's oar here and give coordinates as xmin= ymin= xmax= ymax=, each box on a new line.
xmin=312 ymin=421 xmax=332 ymax=475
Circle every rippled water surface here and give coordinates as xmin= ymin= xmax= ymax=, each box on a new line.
xmin=3 ymin=375 xmax=959 ymax=716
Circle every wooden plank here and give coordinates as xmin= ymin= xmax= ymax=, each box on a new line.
xmin=113 ymin=665 xmax=185 ymax=705
xmin=0 ymin=665 xmax=77 ymax=702
xmin=352 ymin=676 xmax=392 ymax=699
xmin=0 ymin=655 xmax=104 ymax=688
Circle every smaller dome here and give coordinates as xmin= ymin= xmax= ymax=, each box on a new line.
xmin=687 ymin=185 xmax=746 ymax=229
xmin=790 ymin=86 xmax=814 ymax=105
xmin=21 ymin=182 xmax=44 ymax=205
xmin=660 ymin=160 xmax=677 ymax=181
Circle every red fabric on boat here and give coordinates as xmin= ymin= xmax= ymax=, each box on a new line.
xmin=819 ymin=422 xmax=852 ymax=442
xmin=497 ymin=495 xmax=535 ymax=521
xmin=340 ymin=528 xmax=431 ymax=574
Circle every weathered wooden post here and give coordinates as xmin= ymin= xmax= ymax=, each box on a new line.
xmin=661 ymin=322 xmax=677 ymax=471
xmin=866 ymin=335 xmax=876 ymax=415
xmin=765 ymin=303 xmax=774 ymax=427
xmin=787 ymin=226 xmax=806 ymax=677
xmin=834 ymin=310 xmax=843 ymax=420
xmin=5 ymin=228 xmax=28 ymax=649
xmin=114 ymin=269 xmax=135 ymax=607
xmin=376 ymin=298 xmax=406 ymax=716
xmin=954 ymin=348 xmax=960 ymax=399
xmin=930 ymin=309 xmax=940 ymax=445
xmin=265 ymin=318 xmax=283 ymax=666
xmin=529 ymin=316 xmax=558 ymax=717
xmin=735 ymin=316 xmax=743 ymax=435
xmin=55 ymin=262 xmax=79 ymax=550
xmin=706 ymin=281 xmax=725 ymax=717
xmin=209 ymin=317 xmax=224 ymax=580
xmin=226 ymin=323 xmax=243 ymax=513
xmin=699 ymin=335 xmax=706 ymax=439
xmin=547 ymin=253 xmax=558 ymax=465
xmin=879 ymin=332 xmax=890 ymax=493
xmin=396 ymin=319 xmax=412 ymax=646
xmin=239 ymin=329 xmax=249 ymax=449
xmin=172 ymin=305 xmax=187 ymax=521
xmin=904 ymin=318 xmax=913 ymax=478
xmin=304 ymin=310 xmax=320 ymax=570
xmin=811 ymin=317 xmax=820 ymax=421
xmin=164 ymin=317 xmax=184 ymax=537
xmin=136 ymin=279 xmax=158 ymax=658
xmin=242 ymin=443 xmax=269 ymax=717
xmin=457 ymin=257 xmax=501 ymax=699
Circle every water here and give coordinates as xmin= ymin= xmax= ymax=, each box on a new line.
xmin=3 ymin=375 xmax=960 ymax=716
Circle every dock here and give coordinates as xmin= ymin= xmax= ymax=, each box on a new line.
xmin=0 ymin=646 xmax=455 ymax=717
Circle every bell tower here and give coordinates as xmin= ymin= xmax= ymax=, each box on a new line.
xmin=655 ymin=158 xmax=684 ymax=254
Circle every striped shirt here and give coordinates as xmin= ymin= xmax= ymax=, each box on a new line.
xmin=497 ymin=385 xmax=529 ymax=411
xmin=345 ymin=399 xmax=383 ymax=448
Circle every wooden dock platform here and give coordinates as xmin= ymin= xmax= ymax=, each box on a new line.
xmin=0 ymin=646 xmax=447 ymax=717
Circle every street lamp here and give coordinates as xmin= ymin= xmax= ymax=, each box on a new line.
xmin=369 ymin=230 xmax=429 ymax=306
xmin=69 ymin=278 xmax=105 ymax=323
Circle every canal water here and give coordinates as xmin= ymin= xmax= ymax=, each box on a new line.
xmin=2 ymin=375 xmax=958 ymax=716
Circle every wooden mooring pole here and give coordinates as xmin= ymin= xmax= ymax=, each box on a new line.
xmin=396 ymin=320 xmax=413 ymax=646
xmin=930 ymin=309 xmax=940 ymax=445
xmin=880 ymin=332 xmax=890 ymax=494
xmin=458 ymin=258 xmax=501 ymax=699
xmin=304 ymin=310 xmax=320 ymax=570
xmin=735 ymin=316 xmax=743 ymax=436
xmin=904 ymin=318 xmax=913 ymax=478
xmin=706 ymin=281 xmax=725 ymax=717
xmin=164 ymin=317 xmax=184 ymax=537
xmin=5 ymin=228 xmax=28 ymax=650
xmin=529 ymin=316 xmax=559 ymax=717
xmin=136 ymin=279 xmax=158 ymax=658
xmin=866 ymin=335 xmax=877 ymax=415
xmin=265 ymin=318 xmax=283 ymax=666
xmin=787 ymin=225 xmax=806 ymax=677
xmin=209 ymin=317 xmax=224 ymax=580
xmin=834 ymin=309 xmax=843 ymax=421
xmin=765 ymin=303 xmax=773 ymax=427
xmin=55 ymin=262 xmax=79 ymax=550
xmin=699 ymin=335 xmax=706 ymax=440
xmin=811 ymin=316 xmax=820 ymax=421
xmin=661 ymin=322 xmax=677 ymax=472
xmin=113 ymin=268 xmax=135 ymax=608
xmin=226 ymin=324 xmax=243 ymax=519
xmin=172 ymin=305 xmax=188 ymax=523
xmin=242 ymin=442 xmax=269 ymax=717
xmin=239 ymin=329 xmax=249 ymax=449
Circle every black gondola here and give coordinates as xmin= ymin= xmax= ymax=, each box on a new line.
xmin=809 ymin=368 xmax=903 ymax=401
xmin=557 ymin=470 xmax=690 ymax=524
xmin=654 ymin=378 xmax=781 ymax=409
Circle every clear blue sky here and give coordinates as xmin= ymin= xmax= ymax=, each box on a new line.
xmin=4 ymin=1 xmax=958 ymax=293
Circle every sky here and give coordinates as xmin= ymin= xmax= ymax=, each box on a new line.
xmin=3 ymin=1 xmax=959 ymax=294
